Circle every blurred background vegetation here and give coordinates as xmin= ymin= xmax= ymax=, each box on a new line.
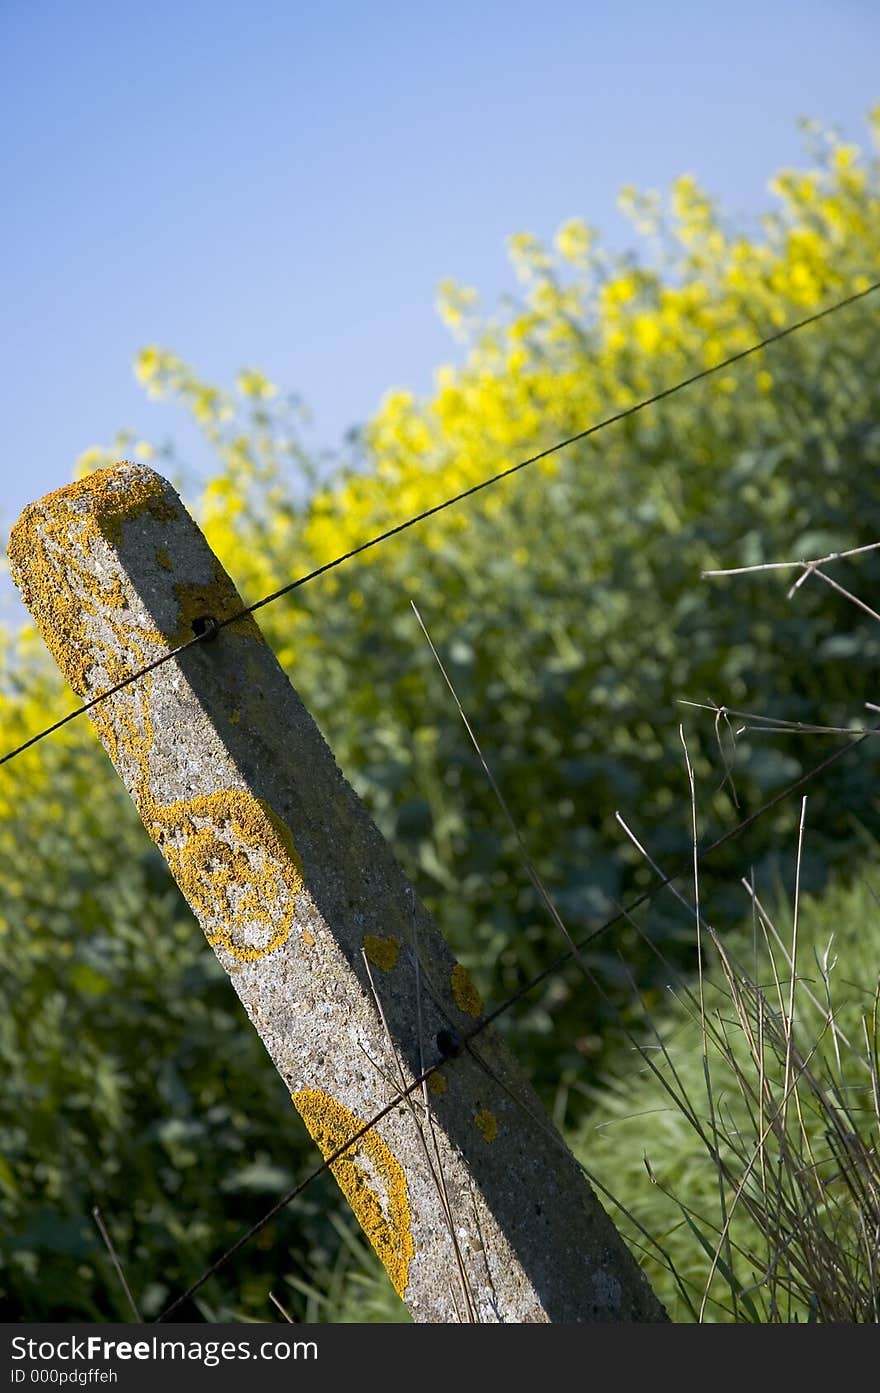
xmin=2 ymin=112 xmax=880 ymax=1321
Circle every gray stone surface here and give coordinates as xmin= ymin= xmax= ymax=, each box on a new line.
xmin=9 ymin=462 xmax=666 ymax=1323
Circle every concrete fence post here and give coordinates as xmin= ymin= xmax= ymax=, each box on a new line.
xmin=9 ymin=462 xmax=666 ymax=1323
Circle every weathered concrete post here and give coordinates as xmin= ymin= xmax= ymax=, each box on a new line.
xmin=9 ymin=463 xmax=665 ymax=1323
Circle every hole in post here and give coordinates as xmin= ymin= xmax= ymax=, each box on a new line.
xmin=191 ymin=615 xmax=220 ymax=642
xmin=435 ymin=1028 xmax=461 ymax=1060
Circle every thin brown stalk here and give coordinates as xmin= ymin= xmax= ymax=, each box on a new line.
xmin=92 ymin=1205 xmax=142 ymax=1322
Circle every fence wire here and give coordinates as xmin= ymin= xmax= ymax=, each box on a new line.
xmin=3 ymin=279 xmax=878 ymax=772
xmin=3 ymin=277 xmax=878 ymax=1320
xmin=156 ymin=723 xmax=873 ymax=1319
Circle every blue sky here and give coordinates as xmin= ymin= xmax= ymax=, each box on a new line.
xmin=2 ymin=0 xmax=878 ymax=567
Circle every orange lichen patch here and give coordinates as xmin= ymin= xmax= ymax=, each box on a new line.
xmin=475 ymin=1108 xmax=498 ymax=1143
xmin=292 ymin=1088 xmax=414 ymax=1298
xmin=7 ymin=467 xmax=170 ymax=700
xmin=10 ymin=462 xmax=176 ymax=555
xmin=427 ymin=1071 xmax=447 ymax=1096
xmin=168 ymin=568 xmax=262 ymax=648
xmin=8 ymin=464 xmax=304 ymax=964
xmin=95 ymin=677 xmax=155 ymax=812
xmin=161 ymin=791 xmax=304 ymax=962
xmin=363 ymin=933 xmax=400 ymax=971
xmin=451 ymin=963 xmax=483 ymax=1018
xmin=7 ymin=465 xmax=257 ymax=703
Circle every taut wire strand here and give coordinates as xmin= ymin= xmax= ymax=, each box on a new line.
xmin=3 ymin=279 xmax=877 ymax=771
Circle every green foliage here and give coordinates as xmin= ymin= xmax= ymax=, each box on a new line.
xmin=162 ymin=116 xmax=880 ymax=1107
xmin=575 ymin=869 xmax=880 ymax=1322
xmin=0 ymin=691 xmax=376 ymax=1320
xmin=3 ymin=112 xmax=880 ymax=1319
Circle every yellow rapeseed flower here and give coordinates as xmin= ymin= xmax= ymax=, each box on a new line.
xmin=555 ymin=218 xmax=593 ymax=264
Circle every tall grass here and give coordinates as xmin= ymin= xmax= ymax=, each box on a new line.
xmin=576 ymin=857 xmax=880 ymax=1321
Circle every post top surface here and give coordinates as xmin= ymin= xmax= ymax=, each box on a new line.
xmin=8 ymin=462 xmax=175 ymax=560
xmin=6 ymin=462 xmax=194 ymax=697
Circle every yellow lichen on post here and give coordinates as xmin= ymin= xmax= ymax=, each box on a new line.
xmin=9 ymin=464 xmax=176 ymax=573
xmin=7 ymin=464 xmax=259 ymax=702
xmin=160 ymin=791 xmax=305 ymax=962
xmin=451 ymin=963 xmax=483 ymax=1018
xmin=363 ymin=934 xmax=400 ymax=970
xmin=168 ymin=572 xmax=261 ymax=649
xmin=7 ymin=465 xmax=173 ymax=699
xmin=292 ymin=1087 xmax=415 ymax=1298
xmin=8 ymin=465 xmax=305 ymax=966
xmin=475 ymin=1108 xmax=499 ymax=1143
